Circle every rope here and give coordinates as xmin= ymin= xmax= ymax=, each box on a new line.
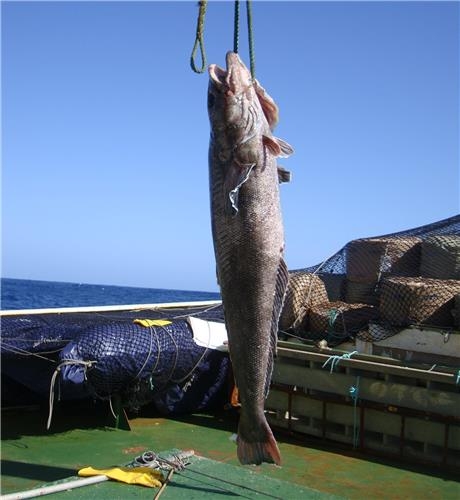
xmin=133 ymin=325 xmax=157 ymax=381
xmin=325 ymin=308 xmax=347 ymax=344
xmin=0 ymin=342 xmax=59 ymax=363
xmin=154 ymin=302 xmax=222 ymax=320
xmin=456 ymin=369 xmax=460 ymax=385
xmin=108 ymin=396 xmax=117 ymax=421
xmin=246 ymin=0 xmax=255 ymax=78
xmin=47 ymin=360 xmax=96 ymax=430
xmin=190 ymin=1 xmax=207 ymax=73
xmin=322 ymin=350 xmax=361 ymax=448
xmin=190 ymin=0 xmax=256 ymax=78
xmin=149 ymin=326 xmax=162 ymax=375
xmin=171 ymin=320 xmax=211 ymax=384
xmin=133 ymin=320 xmax=213 ymax=389
xmin=349 ymin=376 xmax=360 ymax=448
xmin=327 ymin=309 xmax=339 ymax=331
xmin=233 ymin=0 xmax=240 ymax=53
xmin=234 ymin=1 xmax=256 ymax=78
xmin=322 ymin=350 xmax=358 ymax=373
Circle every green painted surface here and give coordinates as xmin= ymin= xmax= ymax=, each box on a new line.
xmin=1 ymin=405 xmax=459 ymax=499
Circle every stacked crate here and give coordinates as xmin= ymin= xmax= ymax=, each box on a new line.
xmin=345 ymin=236 xmax=422 ymax=306
xmin=278 ymin=272 xmax=328 ymax=333
xmin=378 ymin=235 xmax=460 ymax=328
xmin=280 ymin=233 xmax=460 ymax=343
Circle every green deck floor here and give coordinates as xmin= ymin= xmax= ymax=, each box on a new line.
xmin=1 ymin=403 xmax=459 ymax=499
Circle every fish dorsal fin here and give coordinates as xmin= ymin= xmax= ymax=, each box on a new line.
xmin=277 ymin=166 xmax=291 ymax=183
xmin=265 ymin=257 xmax=289 ymax=398
xmin=253 ymin=79 xmax=279 ymax=129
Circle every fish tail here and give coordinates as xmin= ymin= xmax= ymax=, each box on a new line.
xmin=237 ymin=415 xmax=281 ymax=466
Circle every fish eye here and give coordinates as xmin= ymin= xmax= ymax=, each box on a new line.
xmin=208 ymin=92 xmax=215 ymax=108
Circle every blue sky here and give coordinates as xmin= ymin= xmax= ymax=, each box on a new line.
xmin=2 ymin=1 xmax=459 ymax=292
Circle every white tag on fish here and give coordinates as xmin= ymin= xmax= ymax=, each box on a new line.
xmin=228 ymin=164 xmax=255 ymax=215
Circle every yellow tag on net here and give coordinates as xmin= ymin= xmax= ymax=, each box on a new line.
xmin=133 ymin=319 xmax=172 ymax=328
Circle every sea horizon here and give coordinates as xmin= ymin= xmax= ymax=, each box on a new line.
xmin=1 ymin=276 xmax=218 ymax=295
xmin=1 ymin=277 xmax=221 ymax=311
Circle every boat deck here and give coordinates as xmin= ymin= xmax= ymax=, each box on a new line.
xmin=1 ymin=402 xmax=459 ymax=499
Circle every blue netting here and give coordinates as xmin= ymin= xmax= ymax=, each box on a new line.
xmin=1 ymin=305 xmax=229 ymax=414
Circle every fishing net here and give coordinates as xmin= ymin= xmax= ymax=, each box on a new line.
xmin=345 ymin=280 xmax=379 ymax=305
xmin=355 ymin=322 xmax=401 ymax=343
xmin=1 ymin=305 xmax=224 ymax=357
xmin=305 ymin=301 xmax=379 ymax=344
xmin=280 ymin=214 xmax=460 ymax=345
xmin=1 ymin=305 xmax=229 ymax=414
xmin=454 ymin=294 xmax=460 ymax=328
xmin=60 ymin=318 xmax=229 ymax=414
xmin=3 ymin=215 xmax=460 ymax=409
xmin=278 ymin=272 xmax=328 ymax=332
xmin=380 ymin=277 xmax=460 ymax=327
xmin=346 ymin=236 xmax=422 ymax=282
xmin=420 ymin=235 xmax=460 ymax=279
xmin=317 ymin=272 xmax=346 ymax=302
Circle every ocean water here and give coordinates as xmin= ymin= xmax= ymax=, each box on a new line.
xmin=1 ymin=278 xmax=221 ymax=310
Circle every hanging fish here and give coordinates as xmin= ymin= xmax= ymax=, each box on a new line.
xmin=208 ymin=51 xmax=293 ymax=465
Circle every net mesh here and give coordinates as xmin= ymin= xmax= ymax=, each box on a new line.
xmin=281 ymin=214 xmax=460 ymax=345
xmin=380 ymin=277 xmax=460 ymax=327
xmin=420 ymin=235 xmax=460 ymax=279
xmin=278 ymin=272 xmax=328 ymax=332
xmin=61 ymin=320 xmax=204 ymax=397
xmin=1 ymin=305 xmax=224 ymax=357
xmin=455 ymin=294 xmax=460 ymax=328
xmin=2 ymin=215 xmax=460 ymax=407
xmin=1 ymin=304 xmax=229 ymax=413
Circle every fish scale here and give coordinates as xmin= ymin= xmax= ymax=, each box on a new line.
xmin=207 ymin=52 xmax=293 ymax=465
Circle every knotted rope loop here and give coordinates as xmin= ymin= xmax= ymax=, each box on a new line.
xmin=190 ymin=1 xmax=208 ymax=73
xmin=322 ymin=350 xmax=358 ymax=373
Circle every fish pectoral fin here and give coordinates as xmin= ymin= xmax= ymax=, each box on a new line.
xmin=262 ymin=135 xmax=294 ymax=159
xmin=277 ymin=165 xmax=292 ymax=183
xmin=224 ymin=163 xmax=255 ymax=215
xmin=262 ymin=135 xmax=282 ymax=156
xmin=273 ymin=137 xmax=294 ymax=158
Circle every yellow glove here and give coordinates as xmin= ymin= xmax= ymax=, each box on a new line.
xmin=78 ymin=466 xmax=163 ymax=488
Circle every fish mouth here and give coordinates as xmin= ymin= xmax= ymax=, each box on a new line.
xmin=208 ymin=63 xmax=227 ymax=88
xmin=208 ymin=51 xmax=251 ymax=94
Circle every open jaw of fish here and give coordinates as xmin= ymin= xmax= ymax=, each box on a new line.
xmin=208 ymin=52 xmax=294 ymax=465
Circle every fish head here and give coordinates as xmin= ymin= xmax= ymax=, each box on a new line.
xmin=208 ymin=52 xmax=252 ymax=98
xmin=208 ymin=52 xmax=281 ymax=139
xmin=208 ymin=52 xmax=256 ymax=130
xmin=224 ymin=51 xmax=253 ymax=97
